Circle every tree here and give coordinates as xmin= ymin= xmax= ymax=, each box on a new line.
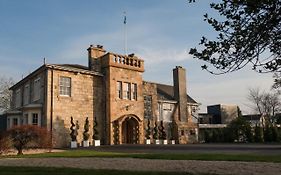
xmin=0 ymin=76 xmax=14 ymax=113
xmin=254 ymin=124 xmax=263 ymax=142
xmin=226 ymin=116 xmax=253 ymax=142
xmin=8 ymin=125 xmax=51 ymax=155
xmin=247 ymin=88 xmax=281 ymax=124
xmin=189 ymin=0 xmax=281 ymax=74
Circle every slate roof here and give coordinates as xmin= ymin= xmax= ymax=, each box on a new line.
xmin=54 ymin=64 xmax=90 ymax=71
xmin=156 ymin=83 xmax=197 ymax=104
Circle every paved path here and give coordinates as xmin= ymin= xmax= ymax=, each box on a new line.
xmin=0 ymin=157 xmax=281 ymax=175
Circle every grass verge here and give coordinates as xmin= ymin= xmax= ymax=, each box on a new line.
xmin=3 ymin=150 xmax=281 ymax=163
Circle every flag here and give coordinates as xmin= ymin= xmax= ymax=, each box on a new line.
xmin=124 ymin=15 xmax=127 ymax=24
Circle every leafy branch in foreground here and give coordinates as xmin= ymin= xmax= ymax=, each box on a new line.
xmin=189 ymin=0 xmax=281 ymax=74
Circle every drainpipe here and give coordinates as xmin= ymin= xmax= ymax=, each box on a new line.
xmin=50 ymin=67 xmax=54 ymax=145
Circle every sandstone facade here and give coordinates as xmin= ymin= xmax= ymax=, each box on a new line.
xmin=7 ymin=45 xmax=199 ymax=147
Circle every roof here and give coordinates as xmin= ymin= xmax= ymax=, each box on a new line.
xmin=156 ymin=83 xmax=197 ymax=104
xmin=54 ymin=64 xmax=89 ymax=71
xmin=10 ymin=64 xmax=102 ymax=90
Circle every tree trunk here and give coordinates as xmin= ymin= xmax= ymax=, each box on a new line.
xmin=17 ymin=148 xmax=23 ymax=155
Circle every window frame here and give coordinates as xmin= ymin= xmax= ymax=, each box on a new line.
xmin=59 ymin=76 xmax=71 ymax=96
xmin=15 ymin=89 xmax=21 ymax=108
xmin=132 ymin=83 xmax=137 ymax=100
xmin=13 ymin=118 xmax=18 ymax=126
xmin=123 ymin=82 xmax=131 ymax=100
xmin=32 ymin=113 xmax=38 ymax=125
xmin=23 ymin=84 xmax=30 ymax=105
xmin=33 ymin=78 xmax=41 ymax=101
xmin=117 ymin=81 xmax=123 ymax=99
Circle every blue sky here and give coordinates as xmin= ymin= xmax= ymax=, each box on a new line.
xmin=0 ymin=0 xmax=274 ymax=113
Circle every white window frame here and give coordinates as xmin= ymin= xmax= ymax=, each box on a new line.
xmin=12 ymin=118 xmax=18 ymax=126
xmin=33 ymin=78 xmax=40 ymax=101
xmin=117 ymin=81 xmax=122 ymax=99
xmin=59 ymin=76 xmax=71 ymax=96
xmin=15 ymin=89 xmax=21 ymax=108
xmin=23 ymin=84 xmax=30 ymax=105
xmin=123 ymin=82 xmax=131 ymax=100
xmin=163 ymin=103 xmax=172 ymax=111
xmin=32 ymin=113 xmax=38 ymax=125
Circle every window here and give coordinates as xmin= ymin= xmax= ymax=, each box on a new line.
xmin=132 ymin=83 xmax=137 ymax=100
xmin=163 ymin=103 xmax=172 ymax=111
xmin=117 ymin=81 xmax=122 ymax=99
xmin=13 ymin=118 xmax=18 ymax=126
xmin=123 ymin=82 xmax=131 ymax=100
xmin=33 ymin=78 xmax=40 ymax=101
xmin=15 ymin=89 xmax=21 ymax=108
xmin=23 ymin=84 xmax=30 ymax=105
xmin=59 ymin=77 xmax=71 ymax=96
xmin=32 ymin=113 xmax=38 ymax=125
xmin=7 ymin=118 xmax=10 ymax=129
xmin=144 ymin=95 xmax=152 ymax=119
xmin=181 ymin=130 xmax=185 ymax=136
xmin=24 ymin=114 xmax=28 ymax=124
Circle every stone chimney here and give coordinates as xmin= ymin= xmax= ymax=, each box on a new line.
xmin=173 ymin=66 xmax=188 ymax=122
xmin=87 ymin=44 xmax=106 ymax=71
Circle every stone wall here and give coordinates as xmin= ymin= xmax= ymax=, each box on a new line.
xmin=46 ymin=69 xmax=104 ymax=147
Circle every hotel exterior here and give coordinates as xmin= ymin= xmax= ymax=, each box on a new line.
xmin=6 ymin=45 xmax=199 ymax=147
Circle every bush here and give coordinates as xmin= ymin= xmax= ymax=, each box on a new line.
xmin=226 ymin=116 xmax=253 ymax=142
xmin=254 ymin=125 xmax=263 ymax=142
xmin=0 ymin=132 xmax=11 ymax=155
xmin=8 ymin=125 xmax=52 ymax=155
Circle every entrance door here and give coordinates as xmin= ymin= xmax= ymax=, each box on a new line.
xmin=122 ymin=117 xmax=139 ymax=144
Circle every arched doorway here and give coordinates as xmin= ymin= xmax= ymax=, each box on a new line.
xmin=122 ymin=116 xmax=139 ymax=144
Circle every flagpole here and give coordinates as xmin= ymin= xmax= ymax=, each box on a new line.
xmin=123 ymin=11 xmax=127 ymax=56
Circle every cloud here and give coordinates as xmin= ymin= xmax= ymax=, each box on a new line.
xmin=189 ymin=71 xmax=274 ymax=114
xmin=136 ymin=46 xmax=193 ymax=64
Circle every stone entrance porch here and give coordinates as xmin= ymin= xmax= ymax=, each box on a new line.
xmin=112 ymin=114 xmax=143 ymax=145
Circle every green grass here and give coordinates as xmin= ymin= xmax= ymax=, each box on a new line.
xmin=0 ymin=166 xmax=215 ymax=175
xmin=3 ymin=150 xmax=281 ymax=163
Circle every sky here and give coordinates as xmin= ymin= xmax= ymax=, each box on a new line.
xmin=0 ymin=0 xmax=274 ymax=114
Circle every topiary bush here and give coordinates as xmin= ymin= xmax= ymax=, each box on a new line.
xmin=83 ymin=117 xmax=90 ymax=141
xmin=93 ymin=117 xmax=99 ymax=140
xmin=70 ymin=117 xmax=76 ymax=141
xmin=153 ymin=121 xmax=158 ymax=140
xmin=145 ymin=120 xmax=151 ymax=139
xmin=158 ymin=121 xmax=166 ymax=140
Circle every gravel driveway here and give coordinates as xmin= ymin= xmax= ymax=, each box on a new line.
xmin=0 ymin=157 xmax=280 ymax=175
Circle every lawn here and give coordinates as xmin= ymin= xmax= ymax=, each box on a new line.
xmin=3 ymin=150 xmax=281 ymax=163
xmin=0 ymin=166 xmax=215 ymax=175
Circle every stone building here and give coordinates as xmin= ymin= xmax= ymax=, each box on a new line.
xmin=6 ymin=45 xmax=199 ymax=147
